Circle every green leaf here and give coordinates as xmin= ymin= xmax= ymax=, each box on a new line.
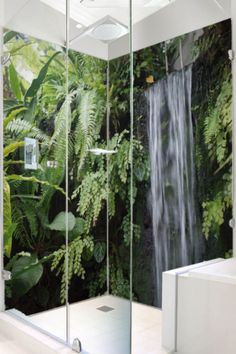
xmin=11 ymin=254 xmax=43 ymax=296
xmin=73 ymin=217 xmax=85 ymax=234
xmin=3 ymin=178 xmax=15 ymax=257
xmin=3 ymin=141 xmax=24 ymax=158
xmin=4 ymin=107 xmax=27 ymax=128
xmin=4 ymin=31 xmax=17 ymax=44
xmin=47 ymin=212 xmax=76 ymax=232
xmin=9 ymin=63 xmax=23 ymax=101
xmin=6 ymin=174 xmax=65 ymax=195
xmin=94 ymin=242 xmax=106 ymax=263
xmin=25 ymin=52 xmax=61 ymax=100
xmin=69 ymin=217 xmax=85 ymax=241
xmin=24 ymin=97 xmax=37 ymax=123
xmin=4 ymin=160 xmax=24 ymax=167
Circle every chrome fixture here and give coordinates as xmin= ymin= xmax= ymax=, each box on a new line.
xmin=47 ymin=161 xmax=58 ymax=169
xmin=88 ymin=148 xmax=117 ymax=155
xmin=72 ymin=338 xmax=82 ymax=353
xmin=228 ymin=49 xmax=234 ymax=61
xmin=229 ymin=219 xmax=235 ymax=229
xmin=2 ymin=270 xmax=12 ymax=281
xmin=24 ymin=138 xmax=38 ymax=170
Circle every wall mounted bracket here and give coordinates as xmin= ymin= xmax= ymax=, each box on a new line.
xmin=1 ymin=270 xmax=12 ymax=281
xmin=229 ymin=218 xmax=235 ymax=229
xmin=228 ymin=49 xmax=234 ymax=61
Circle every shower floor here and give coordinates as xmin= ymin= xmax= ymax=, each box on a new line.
xmin=27 ymin=295 xmax=167 ymax=354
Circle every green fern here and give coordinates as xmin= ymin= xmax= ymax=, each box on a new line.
xmin=74 ymin=89 xmax=98 ymax=171
xmin=6 ymin=118 xmax=50 ymax=144
xmin=51 ymin=235 xmax=94 ymax=303
xmin=204 ymin=78 xmax=232 ymax=167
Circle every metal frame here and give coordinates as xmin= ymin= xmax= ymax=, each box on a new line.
xmin=129 ymin=1 xmax=133 ymax=353
xmin=0 ymin=24 xmax=4 ymax=312
xmin=0 ymin=0 xmax=73 ymax=347
xmin=106 ymin=60 xmax=110 ymax=294
xmin=65 ymin=0 xmax=70 ymax=346
xmin=232 ymin=0 xmax=236 ymax=257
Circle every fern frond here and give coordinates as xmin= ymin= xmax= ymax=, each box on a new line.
xmin=74 ymin=90 xmax=98 ymax=170
xmin=6 ymin=118 xmax=50 ymax=144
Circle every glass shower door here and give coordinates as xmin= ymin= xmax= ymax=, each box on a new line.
xmin=1 ymin=0 xmax=134 ymax=351
xmin=67 ymin=0 xmax=132 ymax=353
xmin=1 ymin=0 xmax=69 ymax=343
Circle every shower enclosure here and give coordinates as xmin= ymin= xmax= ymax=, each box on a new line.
xmin=0 ymin=1 xmax=235 ymax=353
xmin=1 ymin=1 xmax=133 ymax=352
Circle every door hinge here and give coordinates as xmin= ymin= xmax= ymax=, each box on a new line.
xmin=2 ymin=270 xmax=12 ymax=281
xmin=228 ymin=49 xmax=234 ymax=61
xmin=229 ymin=218 xmax=235 ymax=229
xmin=72 ymin=338 xmax=82 ymax=353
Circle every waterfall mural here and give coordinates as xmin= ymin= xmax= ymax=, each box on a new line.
xmin=147 ymin=66 xmax=202 ymax=306
xmin=131 ymin=19 xmax=232 ymax=308
xmin=2 ymin=20 xmax=232 ymax=315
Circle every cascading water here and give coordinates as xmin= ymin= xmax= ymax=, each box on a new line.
xmin=147 ymin=66 xmax=202 ymax=307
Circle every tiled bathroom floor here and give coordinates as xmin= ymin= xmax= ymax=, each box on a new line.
xmin=27 ymin=295 xmax=168 ymax=354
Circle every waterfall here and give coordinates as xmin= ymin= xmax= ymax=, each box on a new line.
xmin=147 ymin=66 xmax=202 ymax=307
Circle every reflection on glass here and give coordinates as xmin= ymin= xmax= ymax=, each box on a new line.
xmin=67 ymin=2 xmax=132 ymax=354
xmin=2 ymin=0 xmax=133 ymax=352
xmin=1 ymin=0 xmax=233 ymax=354
xmin=2 ymin=0 xmax=68 ymax=343
xmin=131 ymin=1 xmax=232 ymax=353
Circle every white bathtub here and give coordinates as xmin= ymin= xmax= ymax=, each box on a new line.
xmin=162 ymin=258 xmax=236 ymax=354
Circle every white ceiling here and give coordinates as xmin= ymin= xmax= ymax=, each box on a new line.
xmin=40 ymin=0 xmax=174 ymax=27
xmin=109 ymin=0 xmax=231 ymax=59
xmin=0 ymin=0 xmax=231 ymax=60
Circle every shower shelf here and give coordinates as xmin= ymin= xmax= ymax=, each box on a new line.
xmin=88 ymin=148 xmax=117 ymax=155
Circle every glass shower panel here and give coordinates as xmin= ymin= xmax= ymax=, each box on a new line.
xmin=68 ymin=0 xmax=132 ymax=353
xmin=132 ymin=1 xmax=232 ymax=353
xmin=2 ymin=0 xmax=69 ymax=343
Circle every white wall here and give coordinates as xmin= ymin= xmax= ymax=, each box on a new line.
xmin=109 ymin=0 xmax=231 ymax=59
xmin=2 ymin=0 xmax=108 ymax=60
xmin=1 ymin=0 xmax=231 ymax=60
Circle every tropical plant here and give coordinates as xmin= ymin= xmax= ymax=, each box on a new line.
xmin=2 ymin=20 xmax=232 ymax=313
xmin=193 ymin=21 xmax=232 ymax=248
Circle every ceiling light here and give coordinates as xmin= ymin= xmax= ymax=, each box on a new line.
xmin=90 ymin=23 xmax=127 ymax=42
xmin=80 ymin=0 xmax=176 ymax=7
xmin=92 ymin=23 xmax=122 ymax=41
xmin=145 ymin=0 xmax=175 ymax=7
xmin=71 ymin=16 xmax=128 ymax=44
xmin=89 ymin=17 xmax=128 ymax=43
xmin=81 ymin=0 xmax=152 ymax=7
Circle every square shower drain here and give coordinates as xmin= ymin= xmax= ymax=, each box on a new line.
xmin=97 ymin=306 xmax=114 ymax=312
